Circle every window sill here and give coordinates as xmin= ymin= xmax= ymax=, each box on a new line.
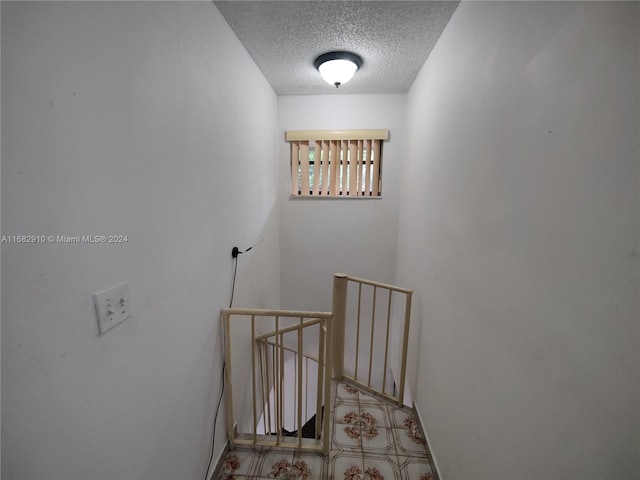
xmin=289 ymin=195 xmax=382 ymax=200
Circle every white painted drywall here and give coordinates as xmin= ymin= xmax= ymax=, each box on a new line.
xmin=397 ymin=2 xmax=639 ymax=478
xmin=278 ymin=95 xmax=409 ymax=395
xmin=278 ymin=95 xmax=406 ymax=311
xmin=1 ymin=2 xmax=280 ymax=479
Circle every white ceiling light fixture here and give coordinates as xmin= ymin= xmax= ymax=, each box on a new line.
xmin=314 ymin=51 xmax=363 ymax=88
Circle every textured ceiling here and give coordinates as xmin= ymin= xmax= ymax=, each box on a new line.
xmin=214 ymin=1 xmax=460 ymax=95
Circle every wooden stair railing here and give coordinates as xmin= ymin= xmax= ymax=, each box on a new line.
xmin=221 ymin=308 xmax=332 ymax=456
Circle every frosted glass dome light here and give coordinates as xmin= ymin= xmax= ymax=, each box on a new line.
xmin=314 ymin=52 xmax=362 ymax=88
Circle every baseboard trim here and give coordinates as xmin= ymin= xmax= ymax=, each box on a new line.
xmin=206 ymin=441 xmax=229 ymax=480
xmin=413 ymin=403 xmax=443 ymax=480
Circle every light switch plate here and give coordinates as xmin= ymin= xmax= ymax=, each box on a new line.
xmin=94 ymin=282 xmax=132 ymax=335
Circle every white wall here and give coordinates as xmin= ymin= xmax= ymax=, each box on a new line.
xmin=278 ymin=95 xmax=409 ymax=395
xmin=278 ymin=94 xmax=406 ymax=312
xmin=397 ymin=2 xmax=640 ymax=478
xmin=1 ymin=2 xmax=280 ymax=479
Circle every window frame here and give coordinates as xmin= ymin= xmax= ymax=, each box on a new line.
xmin=286 ymin=129 xmax=388 ymax=198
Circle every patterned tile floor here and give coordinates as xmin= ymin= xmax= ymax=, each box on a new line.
xmin=215 ymin=381 xmax=436 ymax=480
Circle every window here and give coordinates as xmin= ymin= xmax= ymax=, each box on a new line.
xmin=286 ymin=129 xmax=388 ymax=197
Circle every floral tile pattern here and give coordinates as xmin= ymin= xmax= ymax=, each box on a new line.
xmin=327 ymin=453 xmax=364 ymax=480
xmin=362 ymin=454 xmax=403 ymax=480
xmin=335 ymin=405 xmax=362 ymax=425
xmin=393 ymin=419 xmax=429 ymax=457
xmin=292 ymin=451 xmax=326 ymax=480
xmin=254 ymin=450 xmax=295 ymax=478
xmin=389 ymin=408 xmax=414 ymax=430
xmin=333 ymin=423 xmax=362 ymax=451
xmin=219 ymin=448 xmax=261 ymax=477
xmin=358 ymin=406 xmax=390 ymax=429
xmin=215 ymin=381 xmax=437 ymax=480
xmin=359 ymin=426 xmax=396 ymax=456
xmin=399 ymin=456 xmax=434 ymax=480
xmin=335 ymin=383 xmax=359 ymax=405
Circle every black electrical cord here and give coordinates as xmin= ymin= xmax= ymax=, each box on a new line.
xmin=204 ymin=240 xmax=261 ymax=480
xmin=228 ymin=239 xmax=262 ymax=308
xmin=203 ymin=363 xmax=225 ymax=480
xmin=229 ymin=255 xmax=238 ymax=309
xmin=203 ymin=256 xmax=237 ymax=480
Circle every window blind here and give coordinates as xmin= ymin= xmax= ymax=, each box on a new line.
xmin=286 ymin=130 xmax=388 ymax=197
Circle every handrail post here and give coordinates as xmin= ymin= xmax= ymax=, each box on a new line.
xmin=332 ymin=273 xmax=348 ymax=380
xmin=322 ymin=319 xmax=333 ymax=456
xmin=398 ymin=291 xmax=413 ymax=407
xmin=222 ymin=310 xmax=235 ymax=450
